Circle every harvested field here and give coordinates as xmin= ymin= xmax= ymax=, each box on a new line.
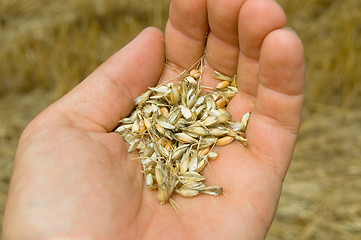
xmin=1 ymin=0 xmax=360 ymax=239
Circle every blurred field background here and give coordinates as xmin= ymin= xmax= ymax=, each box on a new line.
xmin=1 ymin=0 xmax=360 ymax=239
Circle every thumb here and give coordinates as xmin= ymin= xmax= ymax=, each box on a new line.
xmin=47 ymin=27 xmax=165 ymax=132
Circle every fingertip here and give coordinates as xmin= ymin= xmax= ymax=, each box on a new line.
xmin=168 ymin=0 xmax=208 ymax=40
xmin=239 ymin=0 xmax=287 ymax=59
xmin=205 ymin=0 xmax=246 ymax=76
xmin=260 ymin=28 xmax=305 ymax=95
xmin=141 ymin=26 xmax=165 ymax=43
xmin=134 ymin=27 xmax=166 ymax=76
xmin=132 ymin=26 xmax=166 ymax=63
xmin=165 ymin=0 xmax=208 ymax=70
xmin=263 ymin=28 xmax=304 ymax=65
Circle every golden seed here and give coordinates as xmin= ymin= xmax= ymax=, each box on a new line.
xmin=216 ymin=80 xmax=230 ymax=89
xmin=144 ymin=118 xmax=152 ymax=129
xmin=208 ymin=151 xmax=218 ymax=160
xmin=190 ymin=69 xmax=201 ymax=79
xmin=139 ymin=120 xmax=146 ymax=133
xmin=155 ymin=123 xmax=165 ymax=135
xmin=198 ymin=147 xmax=211 ymax=157
xmin=216 ymin=98 xmax=227 ymax=108
xmin=170 ymin=85 xmax=180 ymax=105
xmin=165 ymin=140 xmax=174 ymax=152
xmin=160 ymin=107 xmax=169 ymax=118
xmin=170 ymin=92 xmax=175 ymax=103
xmin=158 ymin=183 xmax=170 ymax=204
xmin=216 ymin=136 xmax=234 ymax=146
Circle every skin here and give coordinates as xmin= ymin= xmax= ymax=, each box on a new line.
xmin=3 ymin=0 xmax=305 ymax=239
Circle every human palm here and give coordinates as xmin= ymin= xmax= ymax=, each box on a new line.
xmin=3 ymin=0 xmax=305 ymax=239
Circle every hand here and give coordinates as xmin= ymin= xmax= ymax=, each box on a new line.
xmin=3 ymin=0 xmax=304 ymax=239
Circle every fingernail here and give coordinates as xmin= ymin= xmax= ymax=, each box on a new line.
xmin=283 ymin=26 xmax=297 ymax=34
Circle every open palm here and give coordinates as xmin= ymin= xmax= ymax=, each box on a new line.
xmin=3 ymin=0 xmax=305 ymax=239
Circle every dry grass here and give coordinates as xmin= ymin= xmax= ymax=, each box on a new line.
xmin=1 ymin=0 xmax=360 ymax=238
xmin=267 ymin=106 xmax=361 ymax=239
